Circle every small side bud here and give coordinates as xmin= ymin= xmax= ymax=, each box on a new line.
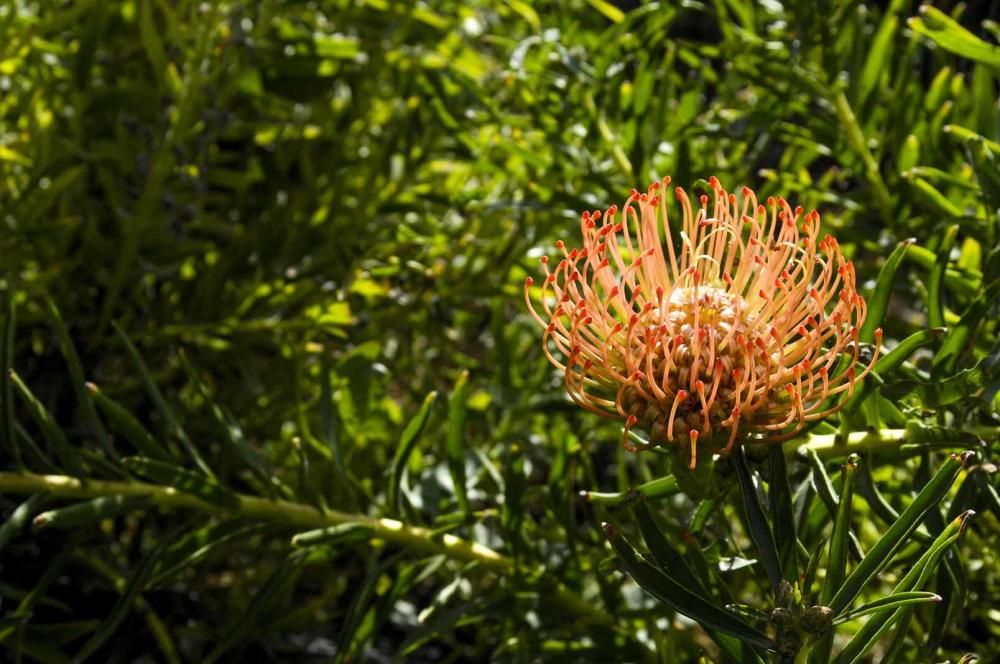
xmin=802 ymin=605 xmax=834 ymax=636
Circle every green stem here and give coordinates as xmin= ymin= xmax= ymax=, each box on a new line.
xmin=0 ymin=472 xmax=611 ymax=627
xmin=789 ymin=427 xmax=993 ymax=460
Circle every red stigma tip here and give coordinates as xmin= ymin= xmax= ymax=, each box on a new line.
xmin=525 ymin=276 xmax=533 ymax=286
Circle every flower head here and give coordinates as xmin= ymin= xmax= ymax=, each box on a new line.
xmin=524 ymin=177 xmax=882 ymax=468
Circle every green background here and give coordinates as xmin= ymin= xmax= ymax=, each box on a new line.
xmin=1 ymin=0 xmax=998 ymax=661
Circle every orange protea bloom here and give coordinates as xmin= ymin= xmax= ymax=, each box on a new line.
xmin=524 ymin=177 xmax=882 ymax=469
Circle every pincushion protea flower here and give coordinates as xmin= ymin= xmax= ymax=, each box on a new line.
xmin=524 ymin=177 xmax=882 ymax=469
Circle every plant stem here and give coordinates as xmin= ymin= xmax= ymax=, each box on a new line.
xmin=0 ymin=472 xmax=612 ymax=627
xmin=790 ymin=427 xmax=991 ymax=460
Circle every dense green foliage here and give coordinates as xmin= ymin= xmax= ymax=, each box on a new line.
xmin=1 ymin=0 xmax=999 ymax=661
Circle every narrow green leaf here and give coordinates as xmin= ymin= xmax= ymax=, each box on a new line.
xmin=908 ymin=5 xmax=1000 ymax=69
xmin=319 ymin=353 xmax=346 ymax=481
xmin=585 ymin=0 xmax=625 ymax=24
xmin=88 ymin=383 xmax=170 ymax=460
xmin=803 ymin=537 xmax=827 ymax=600
xmin=834 ymin=591 xmax=941 ymax=625
xmin=177 ymin=351 xmax=274 ymax=496
xmin=10 ymin=371 xmax=85 ymax=478
xmin=629 ymin=495 xmax=709 ymax=599
xmin=138 ymin=0 xmax=168 ymax=81
xmin=580 ymin=474 xmax=679 ymax=506
xmin=389 ymin=391 xmax=437 ymax=514
xmin=811 ymin=455 xmax=859 ymax=664
xmin=928 ymin=225 xmax=959 ymax=329
xmin=932 ymin=283 xmax=999 ymax=377
xmin=808 ymin=451 xmax=869 ymax=562
xmin=32 ymin=495 xmax=151 ymax=530
xmin=829 ymin=452 xmax=971 ymax=615
xmin=860 ymin=239 xmax=913 ymax=344
xmin=72 ymin=530 xmax=175 ymax=663
xmin=0 ymin=494 xmax=48 ymax=553
xmin=834 ymin=511 xmax=973 ymax=664
xmin=151 ymin=521 xmax=276 ymax=585
xmin=908 ymin=177 xmax=964 ymax=219
xmin=335 ymin=552 xmax=406 ymax=659
xmin=769 ymin=443 xmax=798 ymax=582
xmin=856 ymin=458 xmax=932 ymax=545
xmin=604 ymin=523 xmax=773 ymax=650
xmin=446 ymin=371 xmax=471 ymax=517
xmin=891 ymin=336 xmax=1000 ymax=407
xmin=858 ymin=12 xmax=899 ymax=108
xmin=904 ymin=244 xmax=981 ymax=298
xmin=1 ymin=297 xmax=19 ymax=467
xmin=290 ymin=522 xmax=373 ymax=548
xmin=113 ymin=323 xmax=213 ymax=477
xmin=45 ymin=297 xmax=117 ymax=461
xmin=122 ymin=456 xmax=239 ymax=509
xmin=733 ymin=446 xmax=783 ymax=592
xmin=875 ymin=328 xmax=947 ymax=376
xmin=205 ymin=550 xmax=311 ymax=664
xmin=823 ymin=455 xmax=858 ymax=605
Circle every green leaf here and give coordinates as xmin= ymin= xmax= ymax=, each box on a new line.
xmin=0 ymin=494 xmax=49 ymax=553
xmin=122 ymin=456 xmax=240 ymax=509
xmin=843 ymin=328 xmax=947 ymax=420
xmin=833 ymin=591 xmax=942 ymax=625
xmin=45 ymin=297 xmax=117 ymax=462
xmin=389 ymin=390 xmax=437 ymax=514
xmin=177 ymin=351 xmax=275 ymax=497
xmin=629 ymin=495 xmax=709 ymax=598
xmin=88 ymin=383 xmax=170 ymax=460
xmin=151 ymin=521 xmax=277 ymax=585
xmin=585 ymin=0 xmax=625 ymax=24
xmin=113 ymin=323 xmax=214 ymax=477
xmin=10 ymin=371 xmax=85 ymax=478
xmin=138 ymin=0 xmax=167 ymax=82
xmin=769 ymin=443 xmax=798 ymax=582
xmin=890 ymin=336 xmax=1000 ymax=407
xmin=928 ymin=225 xmax=959 ymax=329
xmin=932 ymin=283 xmax=999 ymax=377
xmin=1 ymin=296 xmax=19 ymax=467
xmin=72 ymin=529 xmax=175 ymax=663
xmin=859 ymin=239 xmax=913 ymax=344
xmin=833 ymin=511 xmax=973 ymax=664
xmin=580 ymin=474 xmax=680 ymax=506
xmin=829 ymin=452 xmax=970 ymax=615
xmin=446 ymin=371 xmax=471 ymax=518
xmin=811 ymin=455 xmax=859 ymax=664
xmin=290 ymin=522 xmax=373 ymax=548
xmin=733 ymin=446 xmax=783 ymax=592
xmin=803 ymin=537 xmax=827 ymax=599
xmin=32 ymin=495 xmax=151 ymax=530
xmin=908 ymin=5 xmax=1000 ymax=69
xmin=858 ymin=11 xmax=900 ymax=108
xmin=204 ymin=549 xmax=309 ymax=663
xmin=604 ymin=523 xmax=773 ymax=650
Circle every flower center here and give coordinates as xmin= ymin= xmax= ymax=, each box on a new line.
xmin=621 ymin=285 xmax=769 ymax=451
